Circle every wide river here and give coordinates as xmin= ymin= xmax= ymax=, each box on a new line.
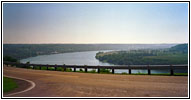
xmin=20 ymin=50 xmax=187 ymax=74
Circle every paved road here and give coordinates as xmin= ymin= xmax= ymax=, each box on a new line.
xmin=3 ymin=66 xmax=188 ymax=97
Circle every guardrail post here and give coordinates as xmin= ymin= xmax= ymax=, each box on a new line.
xmin=98 ymin=68 xmax=100 ymax=73
xmin=55 ymin=64 xmax=57 ymax=71
xmin=23 ymin=64 xmax=26 ymax=68
xmin=46 ymin=64 xmax=48 ymax=70
xmin=85 ymin=67 xmax=87 ymax=72
xmin=148 ymin=65 xmax=151 ymax=75
xmin=24 ymin=64 xmax=27 ymax=68
xmin=170 ymin=65 xmax=174 ymax=75
xmin=63 ymin=64 xmax=66 ymax=71
xmin=74 ymin=66 xmax=76 ymax=72
xmin=128 ymin=65 xmax=131 ymax=74
xmin=64 ymin=68 xmax=66 ymax=71
xmin=112 ymin=68 xmax=114 ymax=74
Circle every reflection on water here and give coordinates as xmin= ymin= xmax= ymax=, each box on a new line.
xmin=20 ymin=50 xmax=187 ymax=74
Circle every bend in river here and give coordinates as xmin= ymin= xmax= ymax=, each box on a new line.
xmin=20 ymin=50 xmax=187 ymax=74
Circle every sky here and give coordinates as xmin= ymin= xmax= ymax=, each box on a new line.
xmin=3 ymin=3 xmax=188 ymax=44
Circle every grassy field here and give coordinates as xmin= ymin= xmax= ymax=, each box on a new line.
xmin=3 ymin=77 xmax=18 ymax=93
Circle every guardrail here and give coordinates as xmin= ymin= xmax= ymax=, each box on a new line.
xmin=3 ymin=61 xmax=188 ymax=75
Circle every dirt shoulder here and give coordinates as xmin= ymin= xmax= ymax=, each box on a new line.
xmin=3 ymin=66 xmax=188 ymax=97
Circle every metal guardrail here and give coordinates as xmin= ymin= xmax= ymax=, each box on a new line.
xmin=3 ymin=61 xmax=188 ymax=75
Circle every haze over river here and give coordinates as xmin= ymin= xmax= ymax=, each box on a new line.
xmin=20 ymin=50 xmax=187 ymax=74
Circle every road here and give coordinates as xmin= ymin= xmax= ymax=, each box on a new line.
xmin=3 ymin=66 xmax=188 ymax=97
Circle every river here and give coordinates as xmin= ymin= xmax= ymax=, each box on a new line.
xmin=20 ymin=50 xmax=187 ymax=74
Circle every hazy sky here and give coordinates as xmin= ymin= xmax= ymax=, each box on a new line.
xmin=3 ymin=3 xmax=188 ymax=44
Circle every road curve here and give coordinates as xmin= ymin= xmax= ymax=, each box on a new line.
xmin=3 ymin=66 xmax=188 ymax=97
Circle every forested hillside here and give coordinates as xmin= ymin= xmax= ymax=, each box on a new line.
xmin=169 ymin=43 xmax=188 ymax=53
xmin=95 ymin=44 xmax=188 ymax=65
xmin=3 ymin=44 xmax=176 ymax=60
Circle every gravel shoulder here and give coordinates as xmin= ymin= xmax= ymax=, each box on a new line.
xmin=3 ymin=66 xmax=188 ymax=97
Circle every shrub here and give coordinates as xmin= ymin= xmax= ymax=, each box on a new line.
xmin=56 ymin=67 xmax=63 ymax=71
xmin=89 ymin=69 xmax=96 ymax=73
xmin=100 ymin=68 xmax=111 ymax=73
xmin=79 ymin=68 xmax=83 ymax=72
xmin=66 ymin=68 xmax=72 ymax=72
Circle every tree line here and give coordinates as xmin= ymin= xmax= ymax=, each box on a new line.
xmin=3 ymin=44 xmax=175 ymax=60
xmin=95 ymin=44 xmax=188 ymax=65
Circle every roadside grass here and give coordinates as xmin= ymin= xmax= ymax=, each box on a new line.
xmin=28 ymin=66 xmax=72 ymax=72
xmin=174 ymin=73 xmax=188 ymax=76
xmin=115 ymin=73 xmax=188 ymax=76
xmin=3 ymin=77 xmax=18 ymax=93
xmin=76 ymin=68 xmax=85 ymax=73
xmin=131 ymin=71 xmax=161 ymax=75
xmin=88 ymin=69 xmax=97 ymax=73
